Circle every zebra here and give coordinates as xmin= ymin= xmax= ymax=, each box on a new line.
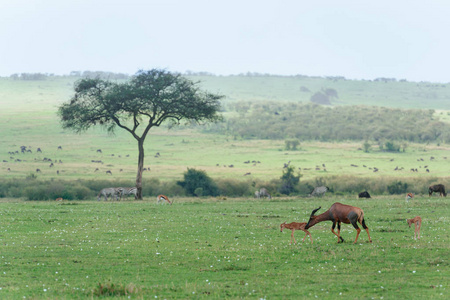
xmin=117 ymin=187 xmax=138 ymax=200
xmin=309 ymin=186 xmax=329 ymax=197
xmin=258 ymin=188 xmax=271 ymax=199
xmin=97 ymin=187 xmax=120 ymax=201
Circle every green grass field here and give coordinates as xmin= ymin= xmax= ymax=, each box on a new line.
xmin=0 ymin=196 xmax=448 ymax=299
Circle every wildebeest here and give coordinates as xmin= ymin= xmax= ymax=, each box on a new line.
xmin=358 ymin=191 xmax=371 ymax=198
xmin=428 ymin=184 xmax=447 ymax=197
xmin=309 ymin=186 xmax=329 ymax=197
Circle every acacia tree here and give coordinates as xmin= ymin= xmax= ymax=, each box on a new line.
xmin=58 ymin=69 xmax=223 ymax=199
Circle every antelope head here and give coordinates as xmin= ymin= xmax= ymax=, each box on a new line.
xmin=280 ymin=222 xmax=287 ymax=232
xmin=305 ymin=207 xmax=321 ymax=229
xmin=407 ymin=219 xmax=412 ymax=227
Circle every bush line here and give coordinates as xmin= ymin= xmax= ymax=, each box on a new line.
xmin=0 ymin=175 xmax=446 ymax=200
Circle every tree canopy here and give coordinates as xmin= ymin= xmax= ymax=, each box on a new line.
xmin=59 ymin=69 xmax=223 ymax=135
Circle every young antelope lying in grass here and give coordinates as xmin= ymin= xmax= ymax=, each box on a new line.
xmin=280 ymin=222 xmax=313 ymax=244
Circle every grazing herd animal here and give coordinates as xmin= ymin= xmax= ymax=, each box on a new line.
xmin=305 ymin=203 xmax=372 ymax=244
xmin=255 ymin=188 xmax=271 ymax=199
xmin=117 ymin=187 xmax=138 ymax=200
xmin=97 ymin=187 xmax=136 ymax=201
xmin=406 ymin=193 xmax=414 ymax=201
xmin=97 ymin=188 xmax=120 ymax=201
xmin=309 ymin=186 xmax=328 ymax=197
xmin=358 ymin=191 xmax=371 ymax=198
xmin=428 ymin=184 xmax=446 ymax=197
xmin=156 ymin=194 xmax=172 ymax=205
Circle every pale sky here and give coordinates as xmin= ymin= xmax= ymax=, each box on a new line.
xmin=1 ymin=0 xmax=450 ymax=82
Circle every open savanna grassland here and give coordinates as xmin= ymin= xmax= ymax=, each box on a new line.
xmin=2 ymin=122 xmax=450 ymax=184
xmin=0 ymin=196 xmax=448 ymax=299
xmin=1 ymin=75 xmax=450 ymax=182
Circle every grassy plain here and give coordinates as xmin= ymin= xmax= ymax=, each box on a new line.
xmin=0 ymin=196 xmax=448 ymax=299
xmin=0 ymin=75 xmax=449 ymax=298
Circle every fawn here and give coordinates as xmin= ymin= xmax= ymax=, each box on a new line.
xmin=407 ymin=216 xmax=422 ymax=240
xmin=280 ymin=222 xmax=313 ymax=244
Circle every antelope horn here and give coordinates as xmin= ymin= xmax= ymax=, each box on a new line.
xmin=310 ymin=206 xmax=321 ymax=217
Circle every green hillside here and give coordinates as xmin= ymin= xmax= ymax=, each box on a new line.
xmin=2 ymin=73 xmax=450 ymax=111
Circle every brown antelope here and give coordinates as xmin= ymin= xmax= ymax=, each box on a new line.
xmin=406 ymin=193 xmax=414 ymax=202
xmin=305 ymin=202 xmax=372 ymax=244
xmin=55 ymin=197 xmax=63 ymax=201
xmin=407 ymin=216 xmax=422 ymax=240
xmin=157 ymin=194 xmax=172 ymax=205
xmin=280 ymin=222 xmax=313 ymax=244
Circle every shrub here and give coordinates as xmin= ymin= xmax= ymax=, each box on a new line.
xmin=24 ymin=186 xmax=48 ymax=201
xmin=71 ymin=185 xmax=92 ymax=200
xmin=385 ymin=141 xmax=400 ymax=152
xmin=279 ymin=166 xmax=301 ymax=195
xmin=387 ymin=181 xmax=408 ymax=194
xmin=141 ymin=178 xmax=162 ymax=196
xmin=177 ymin=168 xmax=218 ymax=196
xmin=285 ymin=139 xmax=300 ymax=150
xmin=216 ymin=179 xmax=252 ymax=197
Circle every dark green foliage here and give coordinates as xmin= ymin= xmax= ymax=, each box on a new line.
xmin=279 ymin=165 xmax=301 ymax=195
xmin=216 ymin=179 xmax=252 ymax=196
xmin=363 ymin=141 xmax=372 ymax=153
xmin=285 ymin=139 xmax=300 ymax=150
xmin=210 ymin=102 xmax=450 ymax=143
xmin=387 ymin=181 xmax=409 ymax=194
xmin=177 ymin=168 xmax=219 ymax=196
xmin=385 ymin=141 xmax=400 ymax=152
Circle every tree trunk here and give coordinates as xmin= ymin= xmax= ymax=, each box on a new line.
xmin=135 ymin=139 xmax=145 ymax=200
